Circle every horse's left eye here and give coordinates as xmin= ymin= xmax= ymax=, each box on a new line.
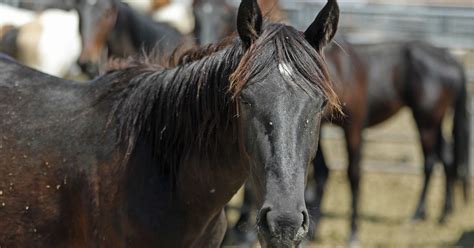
xmin=322 ymin=99 xmax=328 ymax=108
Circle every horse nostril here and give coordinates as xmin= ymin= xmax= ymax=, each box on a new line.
xmin=258 ymin=206 xmax=309 ymax=240
xmin=257 ymin=206 xmax=272 ymax=233
xmin=301 ymin=210 xmax=309 ymax=231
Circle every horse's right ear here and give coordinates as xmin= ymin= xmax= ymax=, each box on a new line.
xmin=237 ymin=0 xmax=263 ymax=48
xmin=304 ymin=0 xmax=339 ymax=52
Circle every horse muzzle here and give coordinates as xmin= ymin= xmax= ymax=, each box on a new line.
xmin=257 ymin=205 xmax=309 ymax=248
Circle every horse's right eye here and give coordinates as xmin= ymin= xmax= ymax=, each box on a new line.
xmin=239 ymin=97 xmax=251 ymax=106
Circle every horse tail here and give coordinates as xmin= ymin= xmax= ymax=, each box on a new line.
xmin=453 ymin=68 xmax=470 ymax=203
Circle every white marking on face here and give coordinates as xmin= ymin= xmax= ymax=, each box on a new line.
xmin=87 ymin=0 xmax=98 ymax=5
xmin=278 ymin=63 xmax=293 ymax=78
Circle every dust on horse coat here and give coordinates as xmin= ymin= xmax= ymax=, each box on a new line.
xmin=0 ymin=8 xmax=81 ymax=77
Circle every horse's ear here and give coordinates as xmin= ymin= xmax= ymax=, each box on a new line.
xmin=237 ymin=0 xmax=263 ymax=48
xmin=304 ymin=0 xmax=339 ymax=52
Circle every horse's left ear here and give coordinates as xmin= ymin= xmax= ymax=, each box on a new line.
xmin=304 ymin=0 xmax=339 ymax=52
xmin=237 ymin=0 xmax=263 ymax=48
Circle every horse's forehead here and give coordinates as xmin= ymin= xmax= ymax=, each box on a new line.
xmin=278 ymin=63 xmax=294 ymax=78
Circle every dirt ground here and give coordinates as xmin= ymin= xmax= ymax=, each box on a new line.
xmin=227 ymin=171 xmax=474 ymax=248
xmin=313 ymin=170 xmax=474 ymax=247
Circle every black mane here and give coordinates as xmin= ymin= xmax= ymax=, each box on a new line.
xmin=96 ymin=23 xmax=337 ymax=173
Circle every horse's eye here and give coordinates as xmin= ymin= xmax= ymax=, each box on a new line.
xmin=239 ymin=97 xmax=251 ymax=106
xmin=322 ymin=99 xmax=328 ymax=108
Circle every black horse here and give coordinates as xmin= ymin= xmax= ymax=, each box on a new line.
xmin=0 ymin=0 xmax=340 ymax=247
xmin=227 ymin=38 xmax=470 ymax=246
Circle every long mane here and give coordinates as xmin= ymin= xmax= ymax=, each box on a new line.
xmin=95 ymin=23 xmax=338 ymax=175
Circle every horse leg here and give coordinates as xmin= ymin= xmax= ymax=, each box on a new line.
xmin=223 ymin=182 xmax=257 ymax=247
xmin=344 ymin=126 xmax=362 ymax=245
xmin=234 ymin=182 xmax=257 ymax=241
xmin=412 ymin=126 xmax=438 ymax=221
xmin=438 ymin=129 xmax=455 ymax=223
xmin=307 ymin=143 xmax=329 ymax=240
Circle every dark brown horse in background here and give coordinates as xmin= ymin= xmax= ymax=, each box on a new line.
xmin=75 ymin=0 xmax=187 ymax=75
xmin=308 ymin=40 xmax=470 ymax=244
xmin=0 ymin=0 xmax=341 ymax=246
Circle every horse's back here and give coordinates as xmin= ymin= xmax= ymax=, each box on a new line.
xmin=403 ymin=42 xmax=465 ymax=117
xmin=0 ymin=55 xmax=113 ymax=246
xmin=0 ymin=54 xmax=86 ymax=112
xmin=0 ymin=54 xmax=109 ymax=154
xmin=354 ymin=42 xmax=407 ymax=126
xmin=406 ymin=41 xmax=465 ymax=90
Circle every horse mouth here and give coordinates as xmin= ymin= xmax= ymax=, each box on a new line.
xmin=259 ymin=237 xmax=304 ymax=248
xmin=258 ymin=224 xmax=308 ymax=248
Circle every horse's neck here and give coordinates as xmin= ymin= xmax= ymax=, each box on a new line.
xmin=119 ymin=128 xmax=247 ymax=243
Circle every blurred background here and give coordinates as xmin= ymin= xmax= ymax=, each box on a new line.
xmin=0 ymin=0 xmax=473 ymax=247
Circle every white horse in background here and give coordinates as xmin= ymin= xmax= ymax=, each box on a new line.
xmin=0 ymin=3 xmax=35 ymax=26
xmin=0 ymin=4 xmax=81 ymax=78
xmin=152 ymin=0 xmax=194 ymax=34
xmin=122 ymin=0 xmax=194 ymax=34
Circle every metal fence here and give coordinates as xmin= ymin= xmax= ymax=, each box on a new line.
xmin=280 ymin=1 xmax=474 ymax=76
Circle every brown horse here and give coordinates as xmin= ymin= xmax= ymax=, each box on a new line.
xmin=0 ymin=0 xmax=341 ymax=247
xmin=75 ymin=0 xmax=186 ymax=76
xmin=309 ymin=40 xmax=470 ymax=244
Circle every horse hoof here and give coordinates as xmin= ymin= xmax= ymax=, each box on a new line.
xmin=438 ymin=213 xmax=451 ymax=225
xmin=411 ymin=211 xmax=426 ymax=221
xmin=438 ymin=216 xmax=446 ymax=224
xmin=348 ymin=233 xmax=360 ymax=248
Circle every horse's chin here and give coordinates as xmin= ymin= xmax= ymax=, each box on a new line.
xmin=259 ymin=236 xmax=303 ymax=248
